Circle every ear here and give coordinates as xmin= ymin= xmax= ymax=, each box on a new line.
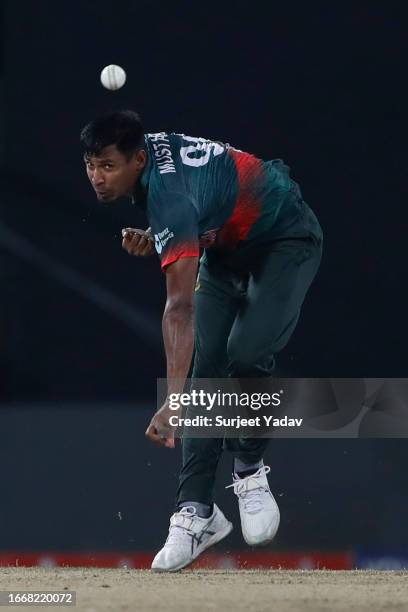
xmin=134 ymin=149 xmax=146 ymax=170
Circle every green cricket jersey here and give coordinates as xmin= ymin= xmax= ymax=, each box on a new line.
xmin=133 ymin=132 xmax=323 ymax=270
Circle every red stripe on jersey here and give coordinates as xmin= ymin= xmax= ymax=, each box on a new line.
xmin=161 ymin=244 xmax=199 ymax=271
xmin=217 ymin=149 xmax=264 ymax=249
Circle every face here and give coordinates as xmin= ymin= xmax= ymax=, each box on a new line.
xmin=84 ymin=144 xmax=146 ymax=203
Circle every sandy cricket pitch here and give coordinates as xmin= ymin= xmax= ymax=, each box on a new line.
xmin=0 ymin=568 xmax=407 ymax=612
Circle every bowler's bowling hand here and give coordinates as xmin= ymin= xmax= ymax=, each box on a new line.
xmin=121 ymin=227 xmax=155 ymax=256
xmin=145 ymin=402 xmax=178 ymax=449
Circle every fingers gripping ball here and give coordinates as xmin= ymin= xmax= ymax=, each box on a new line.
xmin=100 ymin=65 xmax=126 ymax=90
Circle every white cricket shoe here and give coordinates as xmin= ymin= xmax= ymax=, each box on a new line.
xmin=151 ymin=504 xmax=233 ymax=572
xmin=226 ymin=465 xmax=280 ymax=546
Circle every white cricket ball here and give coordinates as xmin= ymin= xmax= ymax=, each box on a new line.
xmin=100 ymin=64 xmax=126 ymax=91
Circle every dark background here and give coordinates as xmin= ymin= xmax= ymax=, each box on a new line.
xmin=0 ymin=2 xmax=407 ymax=555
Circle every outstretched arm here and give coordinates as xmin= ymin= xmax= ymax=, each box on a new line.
xmin=163 ymin=256 xmax=198 ymax=392
xmin=145 ymin=256 xmax=199 ymax=447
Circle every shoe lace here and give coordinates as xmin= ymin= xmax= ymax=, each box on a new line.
xmin=225 ymin=465 xmax=271 ymax=514
xmin=166 ymin=506 xmax=197 ymax=546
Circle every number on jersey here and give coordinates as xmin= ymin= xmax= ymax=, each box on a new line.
xmin=179 ymin=135 xmax=225 ymax=167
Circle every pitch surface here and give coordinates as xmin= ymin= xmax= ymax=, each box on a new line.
xmin=0 ymin=569 xmax=407 ymax=611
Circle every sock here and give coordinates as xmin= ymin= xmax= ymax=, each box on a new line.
xmin=178 ymin=501 xmax=213 ymax=518
xmin=234 ymin=458 xmax=264 ymax=478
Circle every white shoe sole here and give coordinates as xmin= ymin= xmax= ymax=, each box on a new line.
xmin=151 ymin=520 xmax=233 ymax=573
xmin=242 ymin=509 xmax=280 ymax=547
xmin=243 ymin=531 xmax=277 ymax=547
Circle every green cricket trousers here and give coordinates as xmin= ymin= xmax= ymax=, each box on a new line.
xmin=176 ymin=234 xmax=323 ymax=506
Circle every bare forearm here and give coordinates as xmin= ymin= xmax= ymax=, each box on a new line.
xmin=162 ymin=302 xmax=194 ymax=396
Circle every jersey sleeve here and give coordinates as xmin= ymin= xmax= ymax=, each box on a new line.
xmin=147 ymin=191 xmax=200 ymax=271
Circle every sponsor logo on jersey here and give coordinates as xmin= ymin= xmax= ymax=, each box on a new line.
xmin=147 ymin=133 xmax=176 ymax=174
xmin=154 ymin=227 xmax=174 ymax=254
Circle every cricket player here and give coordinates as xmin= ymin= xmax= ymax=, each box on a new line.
xmin=81 ymin=110 xmax=323 ymax=572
